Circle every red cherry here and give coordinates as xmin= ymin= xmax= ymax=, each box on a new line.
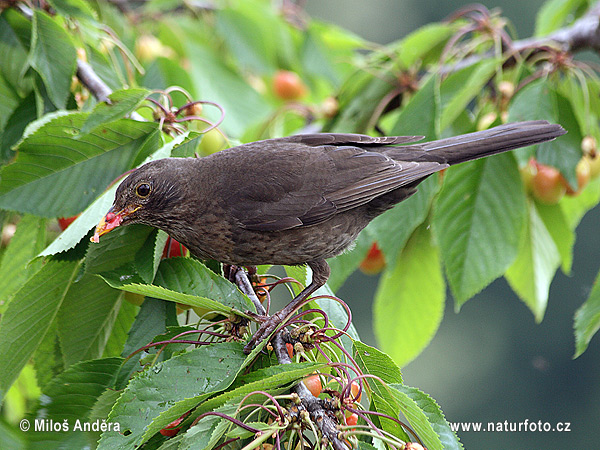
xmin=303 ymin=374 xmax=322 ymax=397
xmin=359 ymin=242 xmax=386 ymax=275
xmin=159 ymin=417 xmax=184 ymax=437
xmin=162 ymin=238 xmax=188 ymax=258
xmin=273 ymin=70 xmax=307 ymax=100
xmin=58 ymin=216 xmax=79 ymax=230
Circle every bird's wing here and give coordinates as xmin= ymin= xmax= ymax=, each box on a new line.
xmin=225 ymin=141 xmax=446 ymax=232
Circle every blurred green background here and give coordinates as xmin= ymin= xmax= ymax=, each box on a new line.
xmin=306 ymin=1 xmax=600 ymax=448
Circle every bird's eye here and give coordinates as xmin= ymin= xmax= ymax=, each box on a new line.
xmin=135 ymin=182 xmax=151 ymax=198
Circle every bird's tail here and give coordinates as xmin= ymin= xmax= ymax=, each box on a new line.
xmin=413 ymin=121 xmax=566 ymax=165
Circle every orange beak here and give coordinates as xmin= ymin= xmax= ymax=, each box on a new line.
xmin=90 ymin=205 xmax=141 ymax=243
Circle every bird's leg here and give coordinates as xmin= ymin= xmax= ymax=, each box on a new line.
xmin=243 ymin=259 xmax=330 ymax=354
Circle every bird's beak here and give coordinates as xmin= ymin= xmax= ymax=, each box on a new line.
xmin=90 ymin=205 xmax=141 ymax=243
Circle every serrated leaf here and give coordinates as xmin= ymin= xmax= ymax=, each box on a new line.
xmin=30 ymin=357 xmax=122 ymax=422
xmin=0 ymin=259 xmax=80 ymax=400
xmin=58 ymin=273 xmax=123 ymax=366
xmin=561 ymin=177 xmax=600 ymax=229
xmin=353 ymin=341 xmax=403 ymax=385
xmin=389 ymin=383 xmax=463 ymax=450
xmin=29 ymin=10 xmax=76 ymax=109
xmin=434 ymin=153 xmax=526 ymax=304
xmin=39 ymin=134 xmax=181 ymax=257
xmin=153 ymin=257 xmax=255 ymax=313
xmin=374 ymin=225 xmax=445 ymax=367
xmin=0 ymin=215 xmax=46 ymax=308
xmin=97 ymin=342 xmax=247 ymax=450
xmin=80 ymin=88 xmax=150 ymax=135
xmin=85 ymin=224 xmax=155 ymax=274
xmin=574 ymin=269 xmax=600 ymax=358
xmin=505 ymin=201 xmax=560 ymax=321
xmin=147 ymin=362 xmax=322 ymax=445
xmin=178 ymin=403 xmax=235 ymax=450
xmin=353 ymin=341 xmax=409 ymax=441
xmin=101 ymin=281 xmax=248 ymax=319
xmin=0 ymin=113 xmax=159 ymax=217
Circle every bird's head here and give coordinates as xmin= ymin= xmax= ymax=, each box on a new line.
xmin=91 ymin=158 xmax=190 ymax=243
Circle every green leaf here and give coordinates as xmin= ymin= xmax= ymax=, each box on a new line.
xmin=434 ymin=153 xmax=526 ymax=304
xmin=153 ymin=258 xmax=255 ymax=313
xmin=390 ymin=74 xmax=437 ymax=138
xmin=368 ymin=175 xmax=440 ymax=267
xmin=561 ymin=177 xmax=600 ymax=229
xmin=439 ymin=59 xmax=498 ymax=131
xmin=97 ymin=342 xmax=247 ymax=450
xmin=0 ymin=113 xmax=159 ymax=217
xmin=389 ymin=383 xmax=463 ymax=450
xmin=0 ymin=10 xmax=32 ymax=93
xmin=0 ymin=259 xmax=80 ymax=400
xmin=215 ymin=1 xmax=279 ymax=74
xmin=115 ymin=297 xmax=171 ymax=389
xmin=535 ymin=203 xmax=574 ymax=274
xmin=535 ymin=0 xmax=586 ymax=36
xmin=102 ymin=299 xmax=138 ymax=358
xmin=39 ymin=133 xmax=182 ymax=257
xmin=58 ymin=274 xmax=123 ymax=366
xmin=32 ymin=320 xmax=64 ymax=389
xmin=47 ymin=0 xmax=98 ymax=21
xmin=29 ymin=10 xmax=76 ymax=109
xmin=30 ymin=357 xmax=122 ymax=422
xmin=0 ymin=215 xmax=46 ymax=309
xmin=331 ymin=73 xmax=395 ymax=134
xmin=353 ymin=341 xmax=403 ymax=384
xmin=374 ymin=224 xmax=445 ymax=367
xmin=178 ymin=403 xmax=235 ymax=450
xmin=536 ymin=92 xmax=583 ymax=190
xmin=85 ymin=224 xmax=155 ymax=275
xmin=508 ymin=79 xmax=559 ymax=165
xmin=185 ymin=41 xmax=270 ymax=136
xmin=25 ymin=358 xmax=122 ymax=449
xmin=150 ymin=362 xmax=322 ymax=446
xmin=100 ymin=258 xmax=255 ymax=318
xmin=574 ymin=269 xmax=600 ymax=358
xmin=505 ymin=201 xmax=560 ymax=321
xmin=1 ymin=91 xmax=36 ymax=164
xmin=80 ymin=88 xmax=150 ymax=135
xmin=395 ymin=23 xmax=455 ymax=68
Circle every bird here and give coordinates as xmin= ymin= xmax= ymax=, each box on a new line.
xmin=92 ymin=120 xmax=565 ymax=352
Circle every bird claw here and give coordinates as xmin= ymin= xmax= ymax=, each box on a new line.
xmin=243 ymin=310 xmax=286 ymax=354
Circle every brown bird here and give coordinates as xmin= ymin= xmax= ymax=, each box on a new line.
xmin=92 ymin=120 xmax=565 ymax=352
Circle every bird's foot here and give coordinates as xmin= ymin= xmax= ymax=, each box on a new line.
xmin=243 ymin=310 xmax=287 ymax=354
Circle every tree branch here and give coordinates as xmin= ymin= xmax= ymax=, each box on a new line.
xmin=234 ymin=270 xmax=350 ymax=450
xmin=442 ymin=1 xmax=600 ymax=74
